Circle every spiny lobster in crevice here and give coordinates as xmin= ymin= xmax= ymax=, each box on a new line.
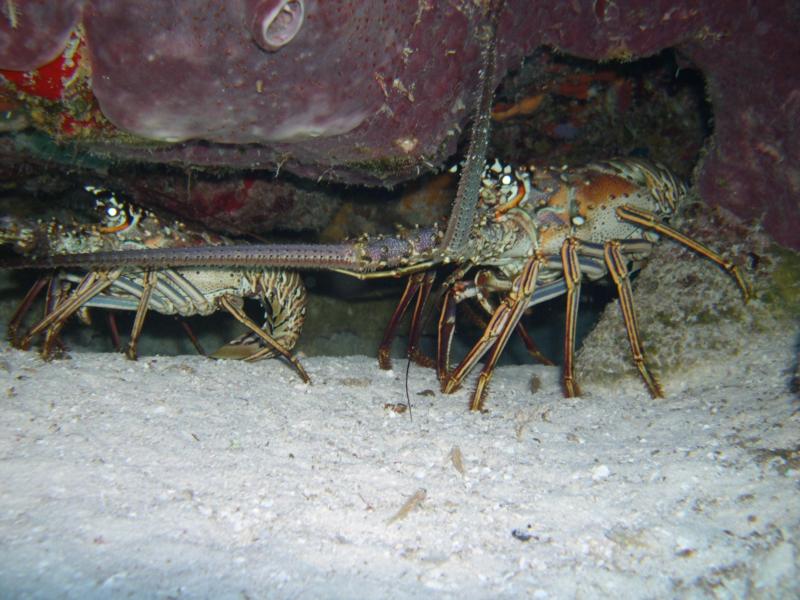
xmin=0 ymin=157 xmax=751 ymax=410
xmin=0 ymin=0 xmax=750 ymax=410
xmin=1 ymin=186 xmax=310 ymax=383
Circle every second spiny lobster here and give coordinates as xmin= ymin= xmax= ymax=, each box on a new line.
xmin=1 ymin=186 xmax=310 ymax=382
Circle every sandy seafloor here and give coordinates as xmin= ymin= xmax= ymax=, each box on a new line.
xmin=0 ymin=330 xmax=798 ymax=599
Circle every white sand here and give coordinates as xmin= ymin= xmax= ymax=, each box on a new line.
xmin=0 ymin=332 xmax=798 ymax=598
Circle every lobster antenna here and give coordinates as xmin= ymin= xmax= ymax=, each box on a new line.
xmin=440 ymin=0 xmax=503 ymax=256
xmin=404 ymin=357 xmax=413 ymax=422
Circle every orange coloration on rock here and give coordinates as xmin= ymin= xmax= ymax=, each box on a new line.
xmin=492 ymin=94 xmax=545 ymax=121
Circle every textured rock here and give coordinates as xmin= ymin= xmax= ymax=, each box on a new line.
xmin=0 ymin=0 xmax=83 ymax=72
xmin=576 ymin=197 xmax=797 ymax=392
xmin=0 ymin=1 xmax=797 ymax=247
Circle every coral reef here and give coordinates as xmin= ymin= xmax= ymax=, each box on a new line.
xmin=0 ymin=2 xmax=797 ymax=248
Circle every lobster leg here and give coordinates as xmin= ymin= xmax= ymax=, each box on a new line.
xmin=436 ymin=270 xmax=558 ymax=384
xmin=41 ymin=277 xmax=72 ymax=355
xmin=435 ymin=271 xmax=491 ymax=382
xmin=514 ymin=324 xmax=555 ymax=367
xmin=468 ymin=256 xmax=543 ymax=411
xmin=616 ymin=205 xmax=751 ymax=301
xmin=106 ymin=312 xmax=123 ymax=352
xmin=177 ymin=318 xmax=206 ymax=355
xmin=466 ymin=274 xmax=556 ymax=367
xmin=604 ymin=241 xmax=664 ymax=398
xmin=20 ymin=270 xmax=122 ymax=356
xmin=377 ymin=275 xmax=416 ymax=369
xmin=561 ymin=238 xmax=583 ymax=397
xmin=7 ymin=276 xmax=49 ymax=347
xmin=405 ymin=271 xmax=437 ymax=368
xmin=217 ymin=295 xmax=310 ymax=383
xmin=125 ymin=269 xmax=157 ymax=360
xmin=437 ymin=285 xmax=458 ymax=382
xmin=377 ymin=270 xmax=435 ymax=370
xmin=442 ymin=255 xmax=543 ymax=410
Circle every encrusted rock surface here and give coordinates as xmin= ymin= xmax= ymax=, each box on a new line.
xmin=0 ymin=1 xmax=797 ymax=247
xmin=576 ymin=195 xmax=799 ymax=392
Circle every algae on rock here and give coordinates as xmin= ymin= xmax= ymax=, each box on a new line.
xmin=576 ymin=198 xmax=799 ymax=391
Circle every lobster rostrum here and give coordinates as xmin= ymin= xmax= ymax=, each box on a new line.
xmin=0 ymin=158 xmax=750 ymax=410
xmin=1 ymin=187 xmax=310 ymax=382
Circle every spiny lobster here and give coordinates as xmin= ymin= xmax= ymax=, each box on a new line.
xmin=0 ymin=158 xmax=750 ymax=410
xmin=0 ymin=2 xmax=749 ymax=409
xmin=1 ymin=186 xmax=310 ymax=382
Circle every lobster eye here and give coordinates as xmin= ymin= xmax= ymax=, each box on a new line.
xmin=96 ymin=196 xmax=133 ymax=233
